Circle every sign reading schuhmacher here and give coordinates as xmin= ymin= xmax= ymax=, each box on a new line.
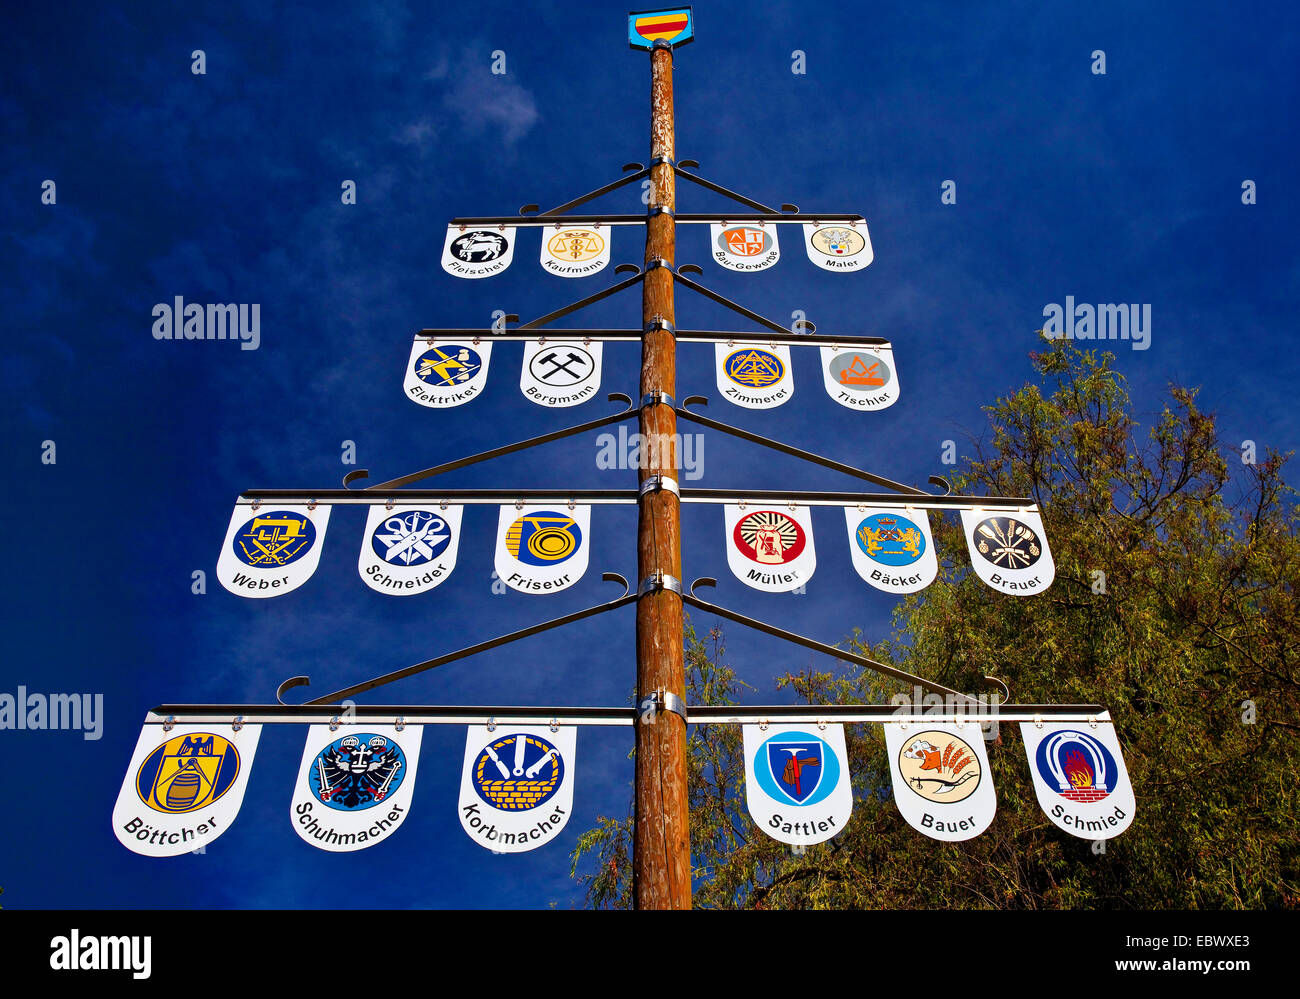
xmin=113 ymin=723 xmax=261 ymax=857
xmin=290 ymin=724 xmax=423 ymax=852
xmin=458 ymin=726 xmax=576 ymax=853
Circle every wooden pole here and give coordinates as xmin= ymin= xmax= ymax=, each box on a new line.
xmin=634 ymin=39 xmax=691 ymax=910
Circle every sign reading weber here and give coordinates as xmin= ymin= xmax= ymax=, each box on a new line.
xmin=459 ymin=726 xmax=576 ymax=852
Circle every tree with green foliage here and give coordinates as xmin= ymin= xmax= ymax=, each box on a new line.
xmin=572 ymin=338 xmax=1300 ymax=909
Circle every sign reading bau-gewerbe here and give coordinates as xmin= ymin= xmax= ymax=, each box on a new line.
xmin=628 ymin=7 xmax=694 ymax=49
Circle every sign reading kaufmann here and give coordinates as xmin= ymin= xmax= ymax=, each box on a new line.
xmin=113 ymin=723 xmax=261 ymax=857
xmin=217 ymin=503 xmax=330 ymax=598
xmin=743 ymin=724 xmax=853 ymax=845
xmin=540 ymin=226 xmax=611 ymax=278
xmin=290 ymin=724 xmax=423 ymax=852
xmin=358 ymin=505 xmax=462 ymax=595
xmin=1019 ymin=718 xmax=1135 ymax=840
xmin=458 ymin=726 xmax=576 ymax=853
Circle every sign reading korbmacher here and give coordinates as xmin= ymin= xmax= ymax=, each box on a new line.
xmin=458 ymin=726 xmax=576 ymax=853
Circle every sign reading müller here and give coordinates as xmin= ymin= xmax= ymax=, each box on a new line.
xmin=458 ymin=726 xmax=576 ymax=853
xmin=742 ymin=724 xmax=853 ymax=845
xmin=290 ymin=724 xmax=423 ymax=852
xmin=113 ymin=723 xmax=261 ymax=857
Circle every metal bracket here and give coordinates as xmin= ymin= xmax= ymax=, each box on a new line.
xmin=639 ymin=475 xmax=680 ymax=498
xmin=643 ymin=256 xmax=672 ymax=271
xmin=641 ymin=391 xmax=676 ymax=409
xmin=649 ymin=155 xmax=675 ymax=169
xmin=643 ymin=317 xmax=676 ymax=335
xmin=647 ymin=205 xmax=674 ymax=217
xmin=638 ymin=572 xmax=683 ymax=598
xmin=641 ymin=689 xmax=688 ymax=723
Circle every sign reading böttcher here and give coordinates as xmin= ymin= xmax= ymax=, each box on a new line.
xmin=743 ymin=723 xmax=853 ymax=845
xmin=458 ymin=726 xmax=576 ymax=853
xmin=114 ymin=723 xmax=261 ymax=857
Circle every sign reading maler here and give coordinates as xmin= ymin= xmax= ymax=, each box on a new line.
xmin=458 ymin=726 xmax=576 ymax=853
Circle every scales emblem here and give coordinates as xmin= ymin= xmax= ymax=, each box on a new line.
xmin=136 ymin=733 xmax=240 ymax=814
xmin=972 ymin=516 xmax=1042 ymax=569
xmin=232 ymin=511 xmax=315 ymax=567
xmin=546 ymin=229 xmax=604 ymax=262
xmin=309 ymin=734 xmax=406 ymax=810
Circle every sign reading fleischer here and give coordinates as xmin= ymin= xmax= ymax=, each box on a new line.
xmin=714 ymin=343 xmax=793 ymax=408
xmin=802 ymin=222 xmax=873 ymax=272
xmin=1019 ymin=719 xmax=1135 ymax=840
xmin=217 ymin=503 xmax=330 ymax=598
xmin=743 ymin=724 xmax=853 ymax=845
xmin=113 ymin=723 xmax=261 ymax=857
xmin=404 ymin=338 xmax=493 ymax=408
xmin=520 ymin=340 xmax=603 ymax=408
xmin=883 ymin=720 xmax=996 ymax=841
xmin=819 ymin=345 xmax=899 ymax=411
xmin=458 ymin=726 xmax=576 ymax=853
xmin=441 ymin=225 xmax=516 ymax=278
xmin=358 ymin=505 xmax=462 ymax=595
xmin=959 ymin=507 xmax=1055 ymax=595
xmin=494 ymin=504 xmax=591 ymax=593
xmin=290 ymin=724 xmax=423 ymax=852
xmin=724 ymin=504 xmax=817 ymax=592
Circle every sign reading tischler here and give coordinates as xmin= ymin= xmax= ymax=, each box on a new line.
xmin=458 ymin=726 xmax=576 ymax=853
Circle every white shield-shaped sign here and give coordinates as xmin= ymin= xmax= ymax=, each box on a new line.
xmin=714 ymin=342 xmax=794 ymax=409
xmin=1020 ymin=718 xmax=1135 ymax=840
xmin=884 ymin=720 xmax=996 ymax=841
xmin=539 ymin=226 xmax=611 ymax=278
xmin=724 ymin=504 xmax=816 ymax=593
xmin=441 ymin=225 xmax=516 ymax=279
xmin=113 ymin=723 xmax=261 ymax=857
xmin=358 ymin=505 xmax=462 ymax=595
xmin=820 ymin=345 xmax=899 ymax=411
xmin=217 ymin=503 xmax=330 ymax=598
xmin=290 ymin=724 xmax=423 ymax=852
xmin=844 ymin=506 xmax=938 ymax=594
xmin=494 ymin=504 xmax=590 ymax=594
xmin=743 ymin=724 xmax=853 ymax=845
xmin=458 ymin=725 xmax=576 ymax=853
xmin=802 ymin=222 xmax=873 ymax=272
xmin=404 ymin=338 xmax=493 ymax=408
xmin=710 ymin=222 xmax=780 ymax=272
xmin=960 ymin=508 xmax=1055 ymax=595
xmin=520 ymin=340 xmax=603 ymax=408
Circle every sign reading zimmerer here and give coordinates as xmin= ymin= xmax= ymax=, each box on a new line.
xmin=113 ymin=723 xmax=261 ymax=857
xmin=458 ymin=726 xmax=576 ymax=853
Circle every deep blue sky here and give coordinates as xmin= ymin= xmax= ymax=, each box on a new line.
xmin=3 ymin=1 xmax=1297 ymax=908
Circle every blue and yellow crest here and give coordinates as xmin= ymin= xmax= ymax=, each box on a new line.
xmin=136 ymin=733 xmax=240 ymax=813
xmin=628 ymin=7 xmax=694 ymax=50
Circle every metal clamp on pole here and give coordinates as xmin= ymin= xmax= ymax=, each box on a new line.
xmin=640 ymin=391 xmax=677 ymax=409
xmin=649 ymin=155 xmax=675 ymax=170
xmin=639 ymin=475 xmax=680 ymax=498
xmin=643 ymin=256 xmax=672 ymax=271
xmin=638 ymin=571 xmax=683 ymax=598
xmin=640 ymin=689 xmax=688 ymax=724
xmin=643 ymin=316 xmax=676 ymax=335
xmin=647 ymin=205 xmax=674 ymax=218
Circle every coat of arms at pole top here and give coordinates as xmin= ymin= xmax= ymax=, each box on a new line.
xmin=628 ymin=7 xmax=695 ymax=50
